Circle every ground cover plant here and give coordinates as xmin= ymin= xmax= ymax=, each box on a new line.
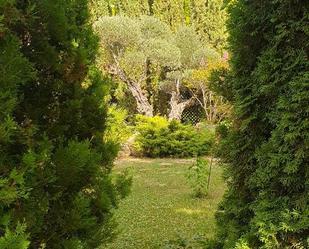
xmin=104 ymin=158 xmax=225 ymax=249
xmin=134 ymin=115 xmax=215 ymax=158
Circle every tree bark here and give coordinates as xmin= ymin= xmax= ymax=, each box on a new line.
xmin=168 ymin=79 xmax=194 ymax=121
xmin=106 ymin=62 xmax=154 ymax=117
xmin=127 ymin=81 xmax=154 ymax=117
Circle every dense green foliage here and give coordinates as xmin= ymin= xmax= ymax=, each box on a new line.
xmin=3 ymin=0 xmax=307 ymax=248
xmin=187 ymin=157 xmax=211 ymax=198
xmin=104 ymin=106 xmax=132 ymax=148
xmin=214 ymin=1 xmax=309 ymax=248
xmin=134 ymin=116 xmax=214 ymax=157
xmin=0 ymin=1 xmax=129 ymax=248
xmin=90 ymin=0 xmax=227 ymax=51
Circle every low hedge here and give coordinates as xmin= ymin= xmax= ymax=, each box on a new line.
xmin=134 ymin=115 xmax=215 ymax=158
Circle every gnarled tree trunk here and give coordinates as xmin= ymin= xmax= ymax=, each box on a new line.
xmin=106 ymin=62 xmax=154 ymax=117
xmin=127 ymin=81 xmax=153 ymax=117
xmin=168 ymin=79 xmax=194 ymax=121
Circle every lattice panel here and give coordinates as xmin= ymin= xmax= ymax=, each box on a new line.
xmin=181 ymin=105 xmax=204 ymax=125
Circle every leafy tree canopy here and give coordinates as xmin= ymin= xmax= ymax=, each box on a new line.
xmin=90 ymin=0 xmax=228 ymax=51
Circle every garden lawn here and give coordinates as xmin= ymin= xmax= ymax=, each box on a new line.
xmin=104 ymin=158 xmax=225 ymax=249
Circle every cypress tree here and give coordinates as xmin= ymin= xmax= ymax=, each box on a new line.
xmin=0 ymin=0 xmax=125 ymax=248
xmin=214 ymin=1 xmax=309 ymax=248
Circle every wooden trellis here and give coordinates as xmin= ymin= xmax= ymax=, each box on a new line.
xmin=181 ymin=104 xmax=204 ymax=125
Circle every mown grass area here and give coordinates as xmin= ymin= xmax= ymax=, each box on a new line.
xmin=104 ymin=158 xmax=225 ymax=249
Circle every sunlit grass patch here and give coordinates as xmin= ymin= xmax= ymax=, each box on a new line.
xmin=104 ymin=158 xmax=225 ymax=249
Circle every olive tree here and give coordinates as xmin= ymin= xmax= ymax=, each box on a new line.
xmin=95 ymin=16 xmax=221 ymax=120
xmin=95 ymin=15 xmax=180 ymax=117
xmin=165 ymin=26 xmax=226 ymax=121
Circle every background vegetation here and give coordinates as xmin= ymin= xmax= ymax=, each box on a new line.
xmin=91 ymin=0 xmax=230 ymax=124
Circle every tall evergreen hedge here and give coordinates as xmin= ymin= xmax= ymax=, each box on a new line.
xmin=215 ymin=1 xmax=308 ymax=248
xmin=0 ymin=1 xmax=124 ymax=248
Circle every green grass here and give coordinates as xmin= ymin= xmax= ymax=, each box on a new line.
xmin=104 ymin=158 xmax=225 ymax=249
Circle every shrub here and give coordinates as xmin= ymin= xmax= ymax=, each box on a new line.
xmin=215 ymin=120 xmax=231 ymax=139
xmin=214 ymin=1 xmax=309 ymax=248
xmin=104 ymin=106 xmax=132 ymax=147
xmin=186 ymin=157 xmax=211 ymax=198
xmin=113 ymin=169 xmax=133 ymax=199
xmin=0 ymin=1 xmax=130 ymax=248
xmin=134 ymin=115 xmax=214 ymax=158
